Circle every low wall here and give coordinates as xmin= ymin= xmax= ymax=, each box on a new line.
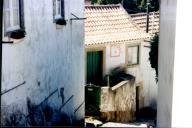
xmin=100 ymin=80 xmax=136 ymax=122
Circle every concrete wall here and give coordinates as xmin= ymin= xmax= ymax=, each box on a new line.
xmin=1 ymin=0 xmax=84 ymax=123
xmin=157 ymin=0 xmax=192 ymax=127
xmin=100 ymin=80 xmax=136 ymax=122
xmin=104 ymin=42 xmax=157 ymax=108
xmin=157 ymin=0 xmax=176 ymax=126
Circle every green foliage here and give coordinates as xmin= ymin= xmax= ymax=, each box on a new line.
xmin=150 ymin=0 xmax=159 ymax=11
xmin=91 ymin=0 xmax=122 ymax=4
xmin=123 ymin=0 xmax=140 ymax=13
xmin=138 ymin=0 xmax=159 ymax=12
xmin=106 ymin=66 xmax=135 ymax=86
xmin=139 ymin=0 xmax=147 ymax=11
xmin=149 ymin=33 xmax=159 ymax=82
xmin=91 ymin=0 xmax=98 ymax=4
xmin=91 ymin=0 xmax=159 ymax=13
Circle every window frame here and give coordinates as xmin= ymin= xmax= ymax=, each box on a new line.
xmin=126 ymin=44 xmax=140 ymax=66
xmin=3 ymin=0 xmax=25 ymax=37
xmin=55 ymin=0 xmax=62 ymax=19
xmin=53 ymin=0 xmax=65 ymax=21
xmin=4 ymin=0 xmax=20 ymax=32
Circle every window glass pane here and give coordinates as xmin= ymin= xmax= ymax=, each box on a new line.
xmin=4 ymin=0 xmax=10 ymax=9
xmin=57 ymin=0 xmax=61 ymax=15
xmin=128 ymin=46 xmax=139 ymax=65
xmin=12 ymin=0 xmax=19 ymax=8
xmin=128 ymin=47 xmax=133 ymax=63
xmin=13 ymin=9 xmax=20 ymax=26
xmin=4 ymin=0 xmax=20 ymax=31
xmin=12 ymin=0 xmax=20 ymax=26
xmin=4 ymin=11 xmax=11 ymax=29
xmin=132 ymin=47 xmax=138 ymax=64
xmin=4 ymin=0 xmax=11 ymax=30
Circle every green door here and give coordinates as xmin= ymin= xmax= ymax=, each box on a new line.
xmin=86 ymin=51 xmax=103 ymax=85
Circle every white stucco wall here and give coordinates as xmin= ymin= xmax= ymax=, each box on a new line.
xmin=105 ymin=43 xmax=126 ymax=74
xmin=1 ymin=0 xmax=84 ymax=121
xmin=140 ymin=41 xmax=157 ymax=108
xmin=157 ymin=0 xmax=192 ymax=127
xmin=126 ymin=42 xmax=157 ymax=108
xmin=104 ymin=42 xmax=157 ymax=108
xmin=157 ymin=0 xmax=176 ymax=126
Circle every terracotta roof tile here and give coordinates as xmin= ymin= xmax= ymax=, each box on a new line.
xmin=85 ymin=5 xmax=150 ymax=45
xmin=130 ymin=12 xmax=160 ymax=35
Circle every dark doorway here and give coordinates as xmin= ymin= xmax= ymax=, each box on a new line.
xmin=86 ymin=51 xmax=103 ymax=86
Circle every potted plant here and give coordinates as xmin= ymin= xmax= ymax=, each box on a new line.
xmin=55 ymin=18 xmax=67 ymax=25
xmin=9 ymin=28 xmax=26 ymax=39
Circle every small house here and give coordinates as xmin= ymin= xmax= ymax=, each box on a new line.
xmin=84 ymin=5 xmax=158 ymax=119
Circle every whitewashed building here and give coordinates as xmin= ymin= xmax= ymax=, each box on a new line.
xmin=157 ymin=0 xmax=192 ymax=127
xmin=1 ymin=0 xmax=84 ymax=125
xmin=85 ymin=5 xmax=157 ymax=110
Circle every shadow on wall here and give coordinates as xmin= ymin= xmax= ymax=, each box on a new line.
xmin=136 ymin=106 xmax=157 ymax=126
xmin=1 ymin=98 xmax=84 ymax=127
xmin=149 ymin=98 xmax=157 ymax=109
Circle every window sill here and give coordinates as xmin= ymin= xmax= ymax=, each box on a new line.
xmin=6 ymin=26 xmax=20 ymax=33
xmin=127 ymin=64 xmax=139 ymax=68
xmin=6 ymin=28 xmax=26 ymax=39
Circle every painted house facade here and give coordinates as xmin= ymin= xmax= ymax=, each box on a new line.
xmin=85 ymin=5 xmax=157 ymax=109
xmin=1 ymin=0 xmax=84 ymax=125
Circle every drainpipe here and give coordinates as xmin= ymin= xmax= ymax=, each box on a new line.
xmin=146 ymin=0 xmax=150 ymax=33
xmin=0 ymin=0 xmax=3 ymax=125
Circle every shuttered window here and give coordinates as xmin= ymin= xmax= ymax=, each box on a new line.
xmin=3 ymin=0 xmax=25 ymax=33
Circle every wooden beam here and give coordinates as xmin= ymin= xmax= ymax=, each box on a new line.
xmin=111 ymin=81 xmax=128 ymax=91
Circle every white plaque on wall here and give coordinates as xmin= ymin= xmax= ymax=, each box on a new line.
xmin=110 ymin=45 xmax=120 ymax=57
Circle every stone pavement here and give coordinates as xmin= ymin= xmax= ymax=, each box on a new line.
xmin=101 ymin=122 xmax=153 ymax=127
xmin=85 ymin=116 xmax=155 ymax=127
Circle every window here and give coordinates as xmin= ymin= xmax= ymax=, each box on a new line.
xmin=127 ymin=45 xmax=139 ymax=65
xmin=3 ymin=0 xmax=25 ymax=33
xmin=55 ymin=0 xmax=61 ymax=18
xmin=53 ymin=0 xmax=64 ymax=20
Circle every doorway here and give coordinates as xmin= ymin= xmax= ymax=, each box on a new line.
xmin=86 ymin=51 xmax=103 ymax=86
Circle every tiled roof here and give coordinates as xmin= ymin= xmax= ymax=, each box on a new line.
xmin=130 ymin=12 xmax=159 ymax=35
xmin=85 ymin=5 xmax=150 ymax=46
